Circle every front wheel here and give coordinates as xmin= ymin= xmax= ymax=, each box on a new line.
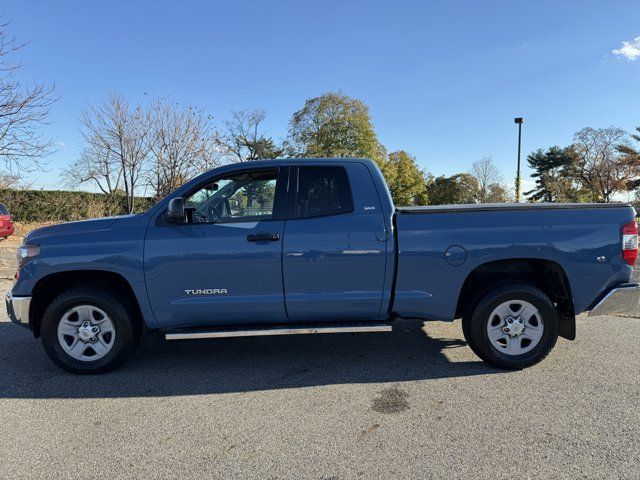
xmin=462 ymin=283 xmax=559 ymax=369
xmin=41 ymin=286 xmax=140 ymax=374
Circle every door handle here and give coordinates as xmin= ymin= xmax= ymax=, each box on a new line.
xmin=247 ymin=232 xmax=280 ymax=242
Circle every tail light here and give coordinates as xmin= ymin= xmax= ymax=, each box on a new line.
xmin=621 ymin=220 xmax=638 ymax=266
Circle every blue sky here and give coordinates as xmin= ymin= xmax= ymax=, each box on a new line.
xmin=4 ymin=0 xmax=640 ymax=192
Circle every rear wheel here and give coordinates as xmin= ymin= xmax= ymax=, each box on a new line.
xmin=462 ymin=283 xmax=559 ymax=369
xmin=41 ymin=286 xmax=140 ymax=374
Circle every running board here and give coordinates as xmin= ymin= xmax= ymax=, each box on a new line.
xmin=165 ymin=323 xmax=392 ymax=340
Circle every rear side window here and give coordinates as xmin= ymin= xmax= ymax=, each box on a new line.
xmin=295 ymin=166 xmax=354 ymax=218
xmin=0 ymin=204 xmax=8 ymax=215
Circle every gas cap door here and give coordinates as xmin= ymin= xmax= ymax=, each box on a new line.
xmin=445 ymin=245 xmax=467 ymax=266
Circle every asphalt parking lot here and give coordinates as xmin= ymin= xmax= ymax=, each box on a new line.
xmin=1 ymin=274 xmax=638 ymax=479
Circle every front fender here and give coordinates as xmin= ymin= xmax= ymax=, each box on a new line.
xmin=13 ymin=215 xmax=159 ymax=329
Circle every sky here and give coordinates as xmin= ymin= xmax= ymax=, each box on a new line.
xmin=3 ymin=0 xmax=640 ymax=194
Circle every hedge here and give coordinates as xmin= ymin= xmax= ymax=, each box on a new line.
xmin=0 ymin=189 xmax=155 ymax=222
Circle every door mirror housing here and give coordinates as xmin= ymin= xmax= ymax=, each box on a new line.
xmin=166 ymin=197 xmax=186 ymax=223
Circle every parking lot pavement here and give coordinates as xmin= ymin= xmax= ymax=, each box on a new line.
xmin=0 ymin=284 xmax=638 ymax=480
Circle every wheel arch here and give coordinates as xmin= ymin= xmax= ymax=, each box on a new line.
xmin=456 ymin=258 xmax=576 ymax=340
xmin=29 ymin=270 xmax=143 ymax=338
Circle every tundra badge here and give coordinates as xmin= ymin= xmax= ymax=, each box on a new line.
xmin=184 ymin=289 xmax=228 ymax=295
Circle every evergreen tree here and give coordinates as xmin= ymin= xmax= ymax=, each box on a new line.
xmin=525 ymin=146 xmax=576 ymax=202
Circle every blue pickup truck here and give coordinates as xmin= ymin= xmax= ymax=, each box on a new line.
xmin=6 ymin=158 xmax=640 ymax=373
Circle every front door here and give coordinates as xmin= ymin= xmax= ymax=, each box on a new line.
xmin=144 ymin=167 xmax=288 ymax=328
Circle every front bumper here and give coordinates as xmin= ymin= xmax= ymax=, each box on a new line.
xmin=588 ymin=284 xmax=640 ymax=317
xmin=6 ymin=291 xmax=31 ymax=326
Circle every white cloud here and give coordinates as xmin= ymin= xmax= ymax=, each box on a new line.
xmin=612 ymin=36 xmax=640 ymax=61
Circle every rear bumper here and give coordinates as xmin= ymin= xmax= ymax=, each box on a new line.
xmin=5 ymin=291 xmax=31 ymax=327
xmin=588 ymin=284 xmax=640 ymax=317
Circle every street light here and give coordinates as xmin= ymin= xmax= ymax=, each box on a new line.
xmin=514 ymin=117 xmax=524 ymax=203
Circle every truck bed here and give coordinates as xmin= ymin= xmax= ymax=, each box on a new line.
xmin=392 ymin=201 xmax=636 ymax=321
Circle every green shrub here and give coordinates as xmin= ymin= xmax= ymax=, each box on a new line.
xmin=0 ymin=189 xmax=154 ymax=222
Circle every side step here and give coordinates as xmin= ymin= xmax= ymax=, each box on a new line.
xmin=165 ymin=323 xmax=393 ymax=340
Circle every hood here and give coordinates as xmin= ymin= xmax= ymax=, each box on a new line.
xmin=25 ymin=215 xmax=135 ymax=243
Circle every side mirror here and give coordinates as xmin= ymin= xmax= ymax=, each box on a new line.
xmin=166 ymin=197 xmax=186 ymax=223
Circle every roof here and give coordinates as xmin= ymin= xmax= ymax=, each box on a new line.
xmin=235 ymin=157 xmax=377 ymax=166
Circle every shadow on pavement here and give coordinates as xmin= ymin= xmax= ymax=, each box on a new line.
xmin=0 ymin=318 xmax=501 ymax=399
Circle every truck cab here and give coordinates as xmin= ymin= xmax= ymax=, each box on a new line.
xmin=144 ymin=160 xmax=392 ymax=328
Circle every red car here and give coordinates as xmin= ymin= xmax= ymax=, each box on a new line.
xmin=0 ymin=203 xmax=14 ymax=239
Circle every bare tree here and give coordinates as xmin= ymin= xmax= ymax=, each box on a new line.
xmin=67 ymin=94 xmax=153 ymax=213
xmin=198 ymin=136 xmax=227 ymax=173
xmin=0 ymin=170 xmax=21 ymax=189
xmin=147 ymin=99 xmax=221 ymax=198
xmin=571 ymin=127 xmax=638 ymax=202
xmin=470 ymin=156 xmax=505 ymax=203
xmin=219 ymin=110 xmax=285 ymax=162
xmin=64 ymin=132 xmax=122 ymax=195
xmin=0 ymin=23 xmax=57 ymax=175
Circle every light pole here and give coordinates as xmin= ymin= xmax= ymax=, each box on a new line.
xmin=514 ymin=117 xmax=524 ymax=202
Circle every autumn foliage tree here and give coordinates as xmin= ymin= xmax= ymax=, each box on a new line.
xmin=382 ymin=150 xmax=428 ymax=206
xmin=426 ymin=173 xmax=480 ymax=205
xmin=288 ymin=91 xmax=386 ymax=164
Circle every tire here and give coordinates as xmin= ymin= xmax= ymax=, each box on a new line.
xmin=462 ymin=283 xmax=559 ymax=370
xmin=41 ymin=285 xmax=141 ymax=374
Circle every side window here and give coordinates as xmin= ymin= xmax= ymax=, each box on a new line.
xmin=295 ymin=166 xmax=354 ymax=218
xmin=185 ymin=170 xmax=278 ymax=224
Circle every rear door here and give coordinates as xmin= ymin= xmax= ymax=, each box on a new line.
xmin=282 ymin=163 xmax=388 ymax=322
